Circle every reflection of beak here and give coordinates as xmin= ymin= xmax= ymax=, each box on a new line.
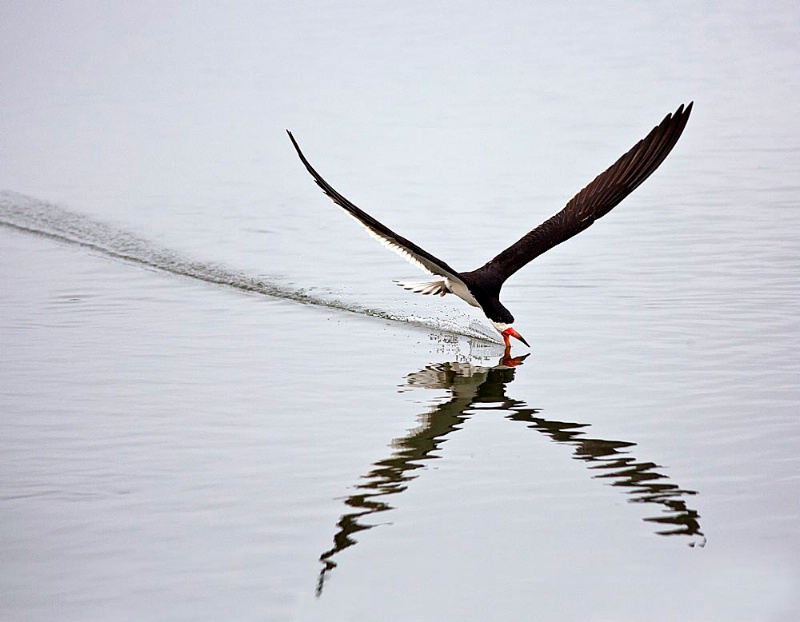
xmin=500 ymin=347 xmax=531 ymax=367
xmin=501 ymin=327 xmax=530 ymax=348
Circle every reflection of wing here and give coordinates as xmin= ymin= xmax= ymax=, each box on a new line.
xmin=506 ymin=412 xmax=704 ymax=540
xmin=287 ymin=131 xmax=469 ymax=290
xmin=316 ymin=361 xmax=505 ymax=596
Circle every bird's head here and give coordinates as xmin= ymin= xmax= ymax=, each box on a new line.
xmin=492 ymin=322 xmax=530 ymax=348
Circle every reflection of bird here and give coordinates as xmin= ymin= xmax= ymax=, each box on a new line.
xmin=288 ymin=103 xmax=692 ymax=347
xmin=315 ymin=355 xmax=703 ymax=596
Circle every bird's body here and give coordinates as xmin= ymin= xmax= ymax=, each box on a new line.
xmin=288 ymin=103 xmax=693 ymax=347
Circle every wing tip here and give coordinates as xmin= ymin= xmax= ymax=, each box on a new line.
xmin=672 ymin=101 xmax=694 ymax=125
xmin=664 ymin=101 xmax=693 ymax=126
xmin=286 ymin=129 xmax=300 ymax=151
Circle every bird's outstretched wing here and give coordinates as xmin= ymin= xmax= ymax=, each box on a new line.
xmin=287 ymin=130 xmax=466 ymax=286
xmin=474 ymin=102 xmax=693 ymax=283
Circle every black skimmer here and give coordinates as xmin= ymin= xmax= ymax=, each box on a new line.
xmin=288 ymin=103 xmax=692 ymax=348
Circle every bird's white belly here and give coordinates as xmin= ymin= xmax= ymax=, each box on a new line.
xmin=446 ymin=278 xmax=480 ymax=307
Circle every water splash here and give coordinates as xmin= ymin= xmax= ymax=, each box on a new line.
xmin=0 ymin=191 xmax=501 ymax=343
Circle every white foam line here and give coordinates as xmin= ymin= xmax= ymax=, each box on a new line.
xmin=0 ymin=191 xmax=501 ymax=344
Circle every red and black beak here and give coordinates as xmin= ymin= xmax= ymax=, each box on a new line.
xmin=501 ymin=327 xmax=529 ymax=348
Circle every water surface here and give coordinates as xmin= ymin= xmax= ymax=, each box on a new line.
xmin=2 ymin=2 xmax=799 ymax=620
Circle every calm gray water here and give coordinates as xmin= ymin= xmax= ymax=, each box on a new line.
xmin=2 ymin=2 xmax=800 ymax=620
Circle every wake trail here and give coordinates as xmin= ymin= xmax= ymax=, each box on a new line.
xmin=0 ymin=191 xmax=500 ymax=343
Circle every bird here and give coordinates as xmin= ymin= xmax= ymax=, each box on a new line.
xmin=287 ymin=102 xmax=692 ymax=348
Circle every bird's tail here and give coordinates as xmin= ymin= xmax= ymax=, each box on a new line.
xmin=395 ymin=279 xmax=450 ymax=297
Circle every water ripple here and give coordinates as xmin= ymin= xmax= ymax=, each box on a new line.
xmin=0 ymin=191 xmax=499 ymax=343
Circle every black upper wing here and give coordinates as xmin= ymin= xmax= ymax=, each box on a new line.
xmin=287 ymin=131 xmax=466 ymax=284
xmin=474 ymin=103 xmax=693 ymax=283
